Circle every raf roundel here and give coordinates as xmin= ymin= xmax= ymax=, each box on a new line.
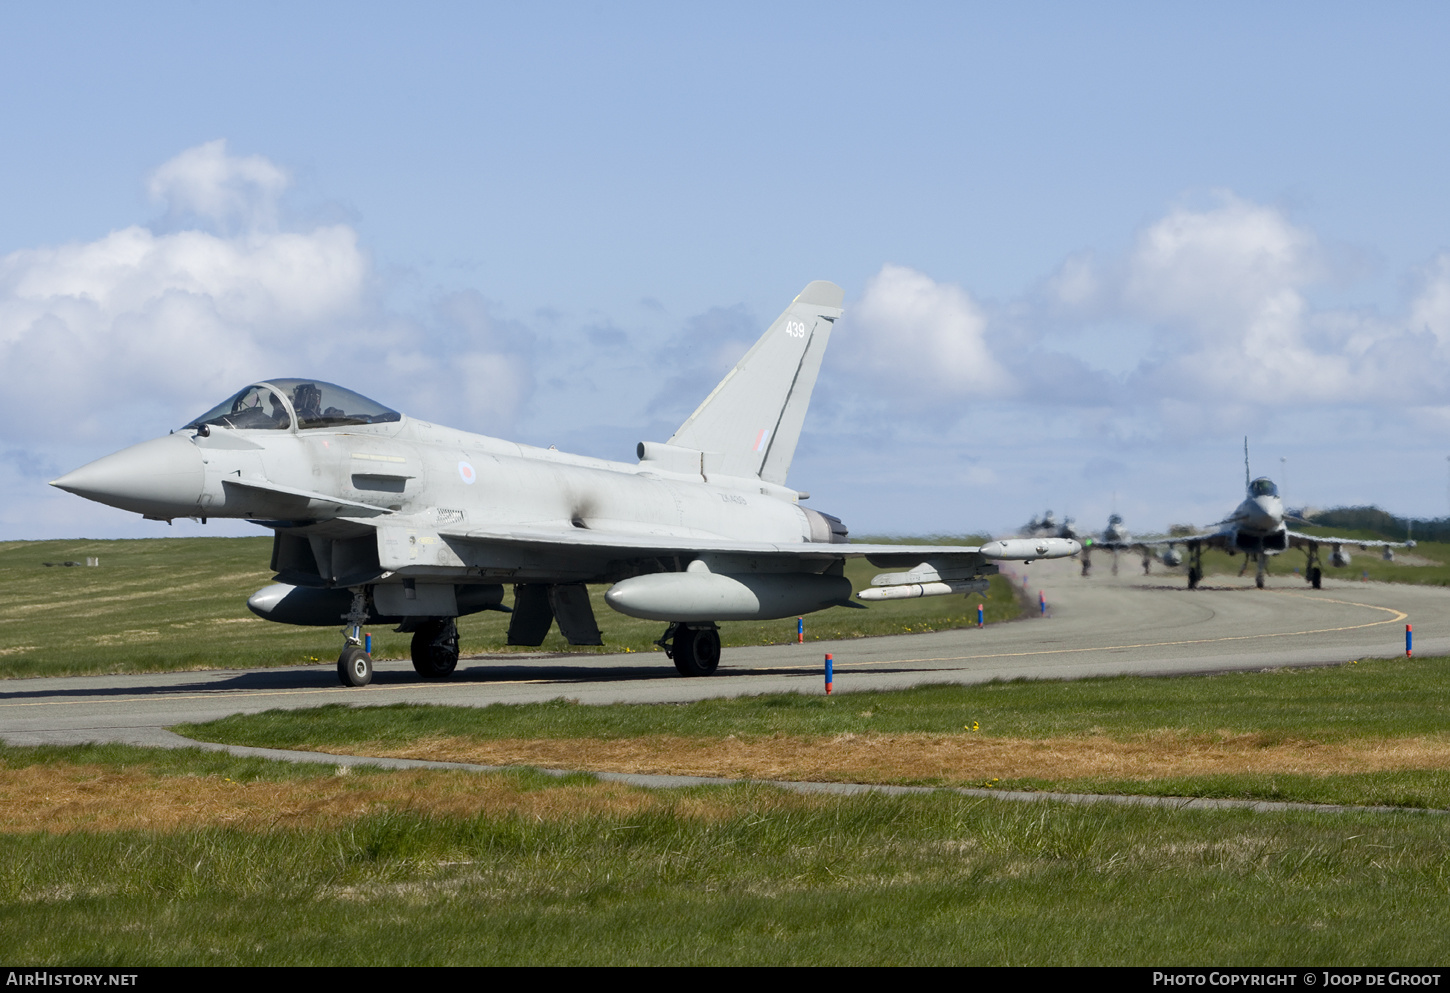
xmin=458 ymin=461 xmax=477 ymax=485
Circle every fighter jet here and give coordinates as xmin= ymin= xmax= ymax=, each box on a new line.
xmin=51 ymin=280 xmax=1079 ymax=686
xmin=1078 ymin=513 xmax=1131 ymax=577
xmin=1132 ymin=441 xmax=1409 ymax=590
xmin=1021 ymin=510 xmax=1059 ymax=537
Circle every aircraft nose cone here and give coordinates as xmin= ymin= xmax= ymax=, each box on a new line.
xmin=51 ymin=434 xmax=205 ymax=517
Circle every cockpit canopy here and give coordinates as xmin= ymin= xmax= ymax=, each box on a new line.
xmin=185 ymin=380 xmax=402 ymax=432
xmin=1249 ymin=477 xmax=1279 ymax=498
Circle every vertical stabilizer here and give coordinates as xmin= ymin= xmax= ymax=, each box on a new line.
xmin=669 ymin=280 xmax=844 ymax=484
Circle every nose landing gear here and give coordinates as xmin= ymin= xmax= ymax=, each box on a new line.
xmin=337 ymin=588 xmax=375 ymax=687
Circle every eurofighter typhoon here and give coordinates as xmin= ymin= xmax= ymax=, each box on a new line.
xmin=1132 ymin=440 xmax=1411 ymax=589
xmin=52 ymin=281 xmax=1079 ymax=685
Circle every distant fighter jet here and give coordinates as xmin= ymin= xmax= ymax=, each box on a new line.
xmin=1078 ymin=514 xmax=1131 ymax=577
xmin=52 ymin=281 xmax=1079 ymax=686
xmin=1132 ymin=441 xmax=1409 ymax=590
xmin=1021 ymin=510 xmax=1061 ymax=537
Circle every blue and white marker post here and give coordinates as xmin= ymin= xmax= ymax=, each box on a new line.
xmin=824 ymin=653 xmax=834 ymax=695
xmin=1407 ymin=624 xmax=1413 ymax=657
xmin=977 ymin=603 xmax=984 ymax=628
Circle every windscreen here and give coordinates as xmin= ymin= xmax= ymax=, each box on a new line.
xmin=1249 ymin=478 xmax=1279 ymax=498
xmin=184 ymin=380 xmax=401 ymax=431
xmin=267 ymin=380 xmax=401 ymax=429
xmin=185 ymin=385 xmax=292 ymax=430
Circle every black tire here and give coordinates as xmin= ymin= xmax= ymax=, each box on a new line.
xmin=672 ymin=626 xmax=720 ymax=677
xmin=1187 ymin=567 xmax=1201 ymax=590
xmin=338 ymin=645 xmax=374 ymax=687
xmin=1310 ymin=567 xmax=1322 ymax=590
xmin=1255 ymin=572 xmax=1265 ymax=590
xmin=411 ymin=618 xmax=459 ymax=678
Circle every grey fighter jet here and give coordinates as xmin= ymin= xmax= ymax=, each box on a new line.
xmin=1078 ymin=514 xmax=1131 ymax=577
xmin=1132 ymin=441 xmax=1410 ymax=590
xmin=51 ymin=280 xmax=1079 ymax=686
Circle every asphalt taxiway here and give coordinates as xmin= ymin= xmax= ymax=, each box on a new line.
xmin=2 ymin=560 xmax=1443 ymax=749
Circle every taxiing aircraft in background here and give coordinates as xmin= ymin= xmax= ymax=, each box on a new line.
xmin=52 ymin=281 xmax=1078 ymax=686
xmin=1132 ymin=442 xmax=1409 ymax=589
xmin=1078 ymin=514 xmax=1132 ymax=577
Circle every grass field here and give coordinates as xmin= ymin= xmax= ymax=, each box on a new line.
xmin=8 ymin=537 xmax=1450 ymax=964
xmin=181 ymin=653 xmax=1450 ymax=809
xmin=0 ymin=536 xmax=1025 ymax=678
xmin=2 ymin=741 xmax=1449 ymax=966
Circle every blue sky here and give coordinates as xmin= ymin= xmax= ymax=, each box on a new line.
xmin=5 ymin=2 xmax=1450 ymax=541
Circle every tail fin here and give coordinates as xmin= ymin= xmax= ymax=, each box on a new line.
xmin=669 ymin=280 xmax=844 ymax=484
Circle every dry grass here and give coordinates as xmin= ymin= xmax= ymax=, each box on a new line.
xmin=313 ymin=731 xmax=1450 ymax=784
xmin=0 ymin=762 xmax=739 ymax=834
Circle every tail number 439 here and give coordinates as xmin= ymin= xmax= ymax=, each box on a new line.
xmin=784 ymin=320 xmax=809 ymax=338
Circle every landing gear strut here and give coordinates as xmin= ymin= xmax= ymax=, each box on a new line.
xmin=411 ymin=618 xmax=460 ymax=678
xmin=1304 ymin=543 xmax=1323 ymax=589
xmin=659 ymin=622 xmax=721 ymax=676
xmin=337 ymin=588 xmax=374 ymax=687
xmin=1187 ymin=543 xmax=1204 ymax=590
xmin=1255 ymin=554 xmax=1267 ymax=590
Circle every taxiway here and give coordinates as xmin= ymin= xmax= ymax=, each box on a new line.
xmin=2 ymin=561 xmax=1442 ymax=749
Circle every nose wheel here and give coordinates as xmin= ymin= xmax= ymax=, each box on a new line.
xmin=336 ymin=587 xmax=375 ymax=687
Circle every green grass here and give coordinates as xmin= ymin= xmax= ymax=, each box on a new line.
xmin=181 ymin=654 xmax=1450 ymax=808
xmin=3 ymin=743 xmax=1450 ymax=965
xmin=0 ymin=537 xmax=1025 ymax=678
xmin=185 ymin=654 xmax=1450 ymax=746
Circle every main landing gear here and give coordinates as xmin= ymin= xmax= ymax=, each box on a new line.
xmin=659 ymin=622 xmax=721 ymax=676
xmin=1303 ymin=543 xmax=1324 ymax=590
xmin=1187 ymin=543 xmax=1204 ymax=590
xmin=410 ymin=618 xmax=460 ymax=678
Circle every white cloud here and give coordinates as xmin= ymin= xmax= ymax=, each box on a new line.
xmin=0 ymin=221 xmax=369 ymax=443
xmin=1121 ymin=194 xmax=1322 ymax=330
xmin=0 ymin=142 xmax=537 ymax=453
xmin=1033 ymin=194 xmax=1450 ymax=418
xmin=836 ymin=263 xmax=1013 ymax=402
xmin=1408 ymin=253 xmax=1450 ymax=346
xmin=147 ymin=139 xmax=289 ymax=230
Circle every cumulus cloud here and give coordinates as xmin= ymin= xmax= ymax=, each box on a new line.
xmin=1408 ymin=253 xmax=1450 ymax=345
xmin=809 ymin=193 xmax=1450 ymax=518
xmin=1034 ymin=193 xmax=1450 ymax=427
xmin=148 ymin=139 xmax=290 ymax=230
xmin=0 ymin=142 xmax=534 ymax=450
xmin=835 ymin=263 xmax=1013 ymax=403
